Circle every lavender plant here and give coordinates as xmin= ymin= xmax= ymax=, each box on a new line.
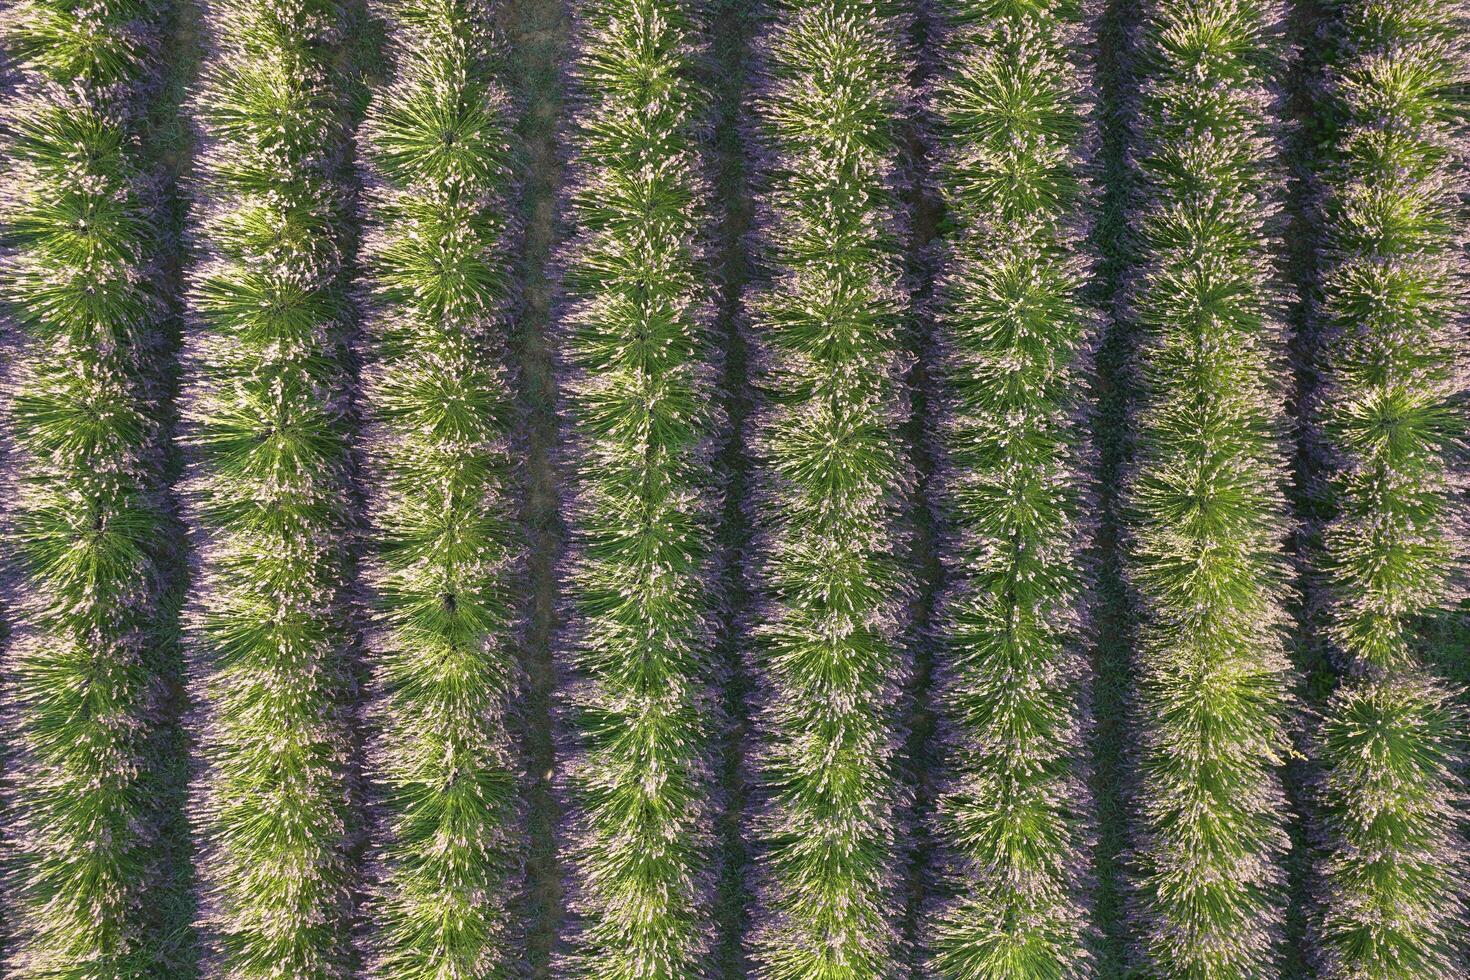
xmin=0 ymin=0 xmax=177 ymax=974
xmin=178 ymin=0 xmax=361 ymax=973
xmin=552 ymin=1 xmax=724 ymax=977
xmin=354 ymin=0 xmax=527 ymax=976
xmin=740 ymin=1 xmax=917 ymax=976
xmin=1308 ymin=2 xmax=1470 ymax=975
xmin=922 ymin=1 xmax=1099 ymax=976
xmin=1119 ymin=1 xmax=1297 ymax=975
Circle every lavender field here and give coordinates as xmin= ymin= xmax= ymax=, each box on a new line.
xmin=1 ymin=0 xmax=1467 ymax=977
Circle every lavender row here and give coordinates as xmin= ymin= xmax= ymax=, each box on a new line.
xmin=354 ymin=0 xmax=527 ymax=975
xmin=551 ymin=0 xmax=726 ymax=976
xmin=1117 ymin=1 xmax=1300 ymax=974
xmin=922 ymin=0 xmax=1101 ymax=975
xmin=738 ymin=1 xmax=919 ymax=974
xmin=1307 ymin=1 xmax=1470 ymax=975
xmin=177 ymin=0 xmax=363 ymax=971
xmin=0 ymin=0 xmax=179 ymax=972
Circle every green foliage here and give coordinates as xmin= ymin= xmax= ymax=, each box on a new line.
xmin=742 ymin=1 xmax=916 ymax=976
xmin=354 ymin=0 xmax=525 ymax=976
xmin=0 ymin=0 xmax=178 ymax=975
xmin=554 ymin=0 xmax=724 ymax=977
xmin=178 ymin=0 xmax=360 ymax=974
xmin=923 ymin=1 xmax=1098 ymax=976
xmin=1310 ymin=2 xmax=1470 ymax=975
xmin=1 ymin=0 xmax=158 ymax=87
xmin=1120 ymin=1 xmax=1297 ymax=975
